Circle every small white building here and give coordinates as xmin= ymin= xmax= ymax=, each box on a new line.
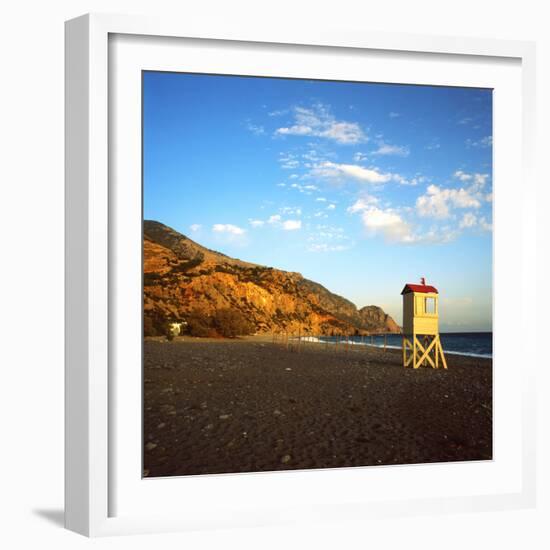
xmin=169 ymin=321 xmax=187 ymax=337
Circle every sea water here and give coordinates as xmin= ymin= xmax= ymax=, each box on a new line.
xmin=305 ymin=332 xmax=493 ymax=359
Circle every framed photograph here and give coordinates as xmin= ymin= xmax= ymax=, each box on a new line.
xmin=65 ymin=13 xmax=537 ymax=536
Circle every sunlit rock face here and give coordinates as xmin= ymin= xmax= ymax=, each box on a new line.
xmin=143 ymin=220 xmax=401 ymax=335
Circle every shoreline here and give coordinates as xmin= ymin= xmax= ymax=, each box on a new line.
xmin=146 ymin=334 xmax=493 ymax=360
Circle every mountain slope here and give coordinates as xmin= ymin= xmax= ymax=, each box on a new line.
xmin=359 ymin=305 xmax=401 ymax=333
xmin=143 ymin=220 xmax=401 ymax=335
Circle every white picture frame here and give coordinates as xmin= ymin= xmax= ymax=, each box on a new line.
xmin=65 ymin=13 xmax=537 ymax=537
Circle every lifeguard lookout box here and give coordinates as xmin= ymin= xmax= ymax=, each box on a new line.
xmin=401 ymin=278 xmax=447 ymax=369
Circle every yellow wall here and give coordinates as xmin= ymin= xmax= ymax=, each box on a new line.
xmin=402 ymin=293 xmax=415 ymax=334
xmin=413 ymin=316 xmax=438 ymax=335
xmin=402 ymin=291 xmax=439 ymax=335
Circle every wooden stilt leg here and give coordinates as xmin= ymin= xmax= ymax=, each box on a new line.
xmin=402 ymin=333 xmax=447 ymax=369
xmin=439 ymin=336 xmax=448 ymax=369
xmin=427 ymin=336 xmax=431 ymax=368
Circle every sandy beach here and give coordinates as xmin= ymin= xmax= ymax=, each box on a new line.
xmin=143 ymin=336 xmax=492 ymax=477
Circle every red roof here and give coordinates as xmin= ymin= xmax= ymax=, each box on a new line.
xmin=401 ymin=283 xmax=438 ymax=295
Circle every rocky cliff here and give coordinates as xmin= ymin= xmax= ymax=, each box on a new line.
xmin=143 ymin=220 xmax=401 ymax=336
xmin=359 ymin=305 xmax=401 ymax=333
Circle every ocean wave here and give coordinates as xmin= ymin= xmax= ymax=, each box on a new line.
xmin=444 ymin=350 xmax=492 ymax=359
xmin=296 ymin=337 xmax=492 ymax=359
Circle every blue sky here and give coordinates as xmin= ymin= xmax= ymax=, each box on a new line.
xmin=143 ymin=72 xmax=493 ymax=331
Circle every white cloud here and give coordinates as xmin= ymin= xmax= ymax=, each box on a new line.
xmin=454 ymin=170 xmax=472 ymax=182
xmin=347 ymin=195 xmax=465 ymax=245
xmin=359 ymin=206 xmax=416 ymax=244
xmin=282 ymin=219 xmax=302 ymax=230
xmin=289 ymin=182 xmax=319 ymax=194
xmin=314 ymin=224 xmax=345 ymax=236
xmin=308 ymin=243 xmax=350 ymax=252
xmin=353 ymin=152 xmax=368 ymax=162
xmin=212 ymin=224 xmax=246 ymax=235
xmin=346 ymin=195 xmax=379 ymax=213
xmin=316 ymin=197 xmax=327 ymax=202
xmin=280 ymin=206 xmax=302 ymax=216
xmin=479 ymin=217 xmax=492 ymax=231
xmin=278 ymin=153 xmax=300 ymax=169
xmin=277 ymin=125 xmax=312 ymax=136
xmin=311 ymin=161 xmax=391 ymax=184
xmin=310 ymin=161 xmax=417 ymax=186
xmin=320 ymin=122 xmax=365 ymax=144
xmin=425 ymin=141 xmax=441 ymax=150
xmin=349 ymin=203 xmax=429 ymax=244
xmin=459 ymin=212 xmax=478 ymax=228
xmin=391 ymin=174 xmax=424 ymax=186
xmin=254 ymin=214 xmax=303 ymax=230
xmin=373 ymin=143 xmax=410 ymax=157
xmin=275 ymin=104 xmax=366 ymax=144
xmin=326 ymin=204 xmax=336 ymax=210
xmin=246 ymin=122 xmax=265 ymax=135
xmin=466 ymin=135 xmax=493 ymax=148
xmin=454 ymin=171 xmax=489 ymax=190
xmin=475 ymin=173 xmax=489 ymax=184
xmin=268 ymin=109 xmax=288 ymax=117
xmin=307 ymin=224 xmax=351 ymax=252
xmin=190 ymin=224 xmax=202 ymax=232
xmin=416 ymin=184 xmax=481 ymax=219
xmin=389 ymin=112 xmax=400 ymax=118
xmin=302 ymin=149 xmax=321 ymax=162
